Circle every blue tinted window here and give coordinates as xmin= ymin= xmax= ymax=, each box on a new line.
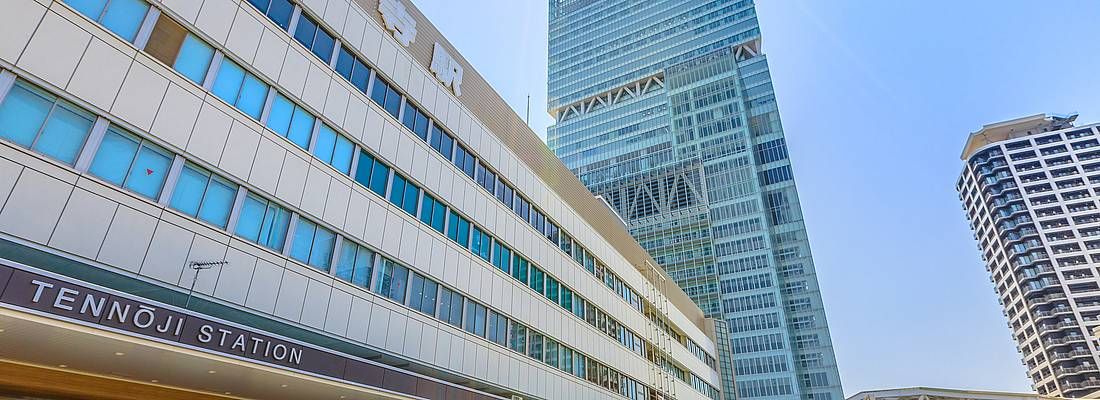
xmin=237 ymin=74 xmax=268 ymax=119
xmin=383 ymin=85 xmax=401 ymax=118
xmin=374 ymin=259 xmax=408 ymax=303
xmin=235 ymin=194 xmax=291 ymax=251
xmin=312 ymin=124 xmax=337 ymax=163
xmin=419 ymin=195 xmax=435 ymax=225
xmin=369 ymin=77 xmax=388 ymax=106
xmin=351 ymin=61 xmax=370 ymax=93
xmin=89 ymin=129 xmax=138 ymax=186
xmin=401 ymin=103 xmax=416 ymax=130
xmin=414 ymin=111 xmax=429 ymax=140
xmin=35 ymin=104 xmax=94 ymax=164
xmin=354 ymin=150 xmax=373 ymax=187
xmin=431 ymin=200 xmax=446 ymax=232
xmin=67 ymin=0 xmax=108 ymax=18
xmin=311 ymin=29 xmax=335 ymax=62
xmin=265 ymin=94 xmax=294 ymax=137
xmin=174 ymin=35 xmax=214 ymax=84
xmin=286 ymin=103 xmax=315 ymax=149
xmin=66 ymin=0 xmax=148 ymax=42
xmin=369 ymin=159 xmax=389 ymax=196
xmin=335 ymin=240 xmax=373 ymax=288
xmin=290 ymin=218 xmax=334 ymax=270
xmin=332 ymin=135 xmax=353 ymax=174
xmin=0 ymin=84 xmax=54 ymax=149
xmin=402 ymin=182 xmax=419 ymax=215
xmin=212 ymin=60 xmax=245 ymax=105
xmin=246 ymin=0 xmax=293 ymax=30
xmin=169 ymin=164 xmax=236 ymax=228
xmin=389 ymin=174 xmax=406 ymax=206
xmin=335 ymin=47 xmax=355 ymax=80
xmin=90 ymin=128 xmax=172 ymax=199
xmin=293 ymin=15 xmax=317 ymax=49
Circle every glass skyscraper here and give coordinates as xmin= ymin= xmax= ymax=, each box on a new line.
xmin=546 ymin=1 xmax=844 ymax=399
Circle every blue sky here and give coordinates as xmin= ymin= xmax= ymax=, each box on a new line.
xmin=416 ymin=0 xmax=1100 ymax=394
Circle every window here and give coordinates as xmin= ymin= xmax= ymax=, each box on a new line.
xmin=146 ymin=17 xmax=214 ymax=85
xmin=437 ymin=287 xmax=463 ymax=327
xmin=212 ymin=59 xmax=268 ymax=120
xmin=545 ymin=338 xmax=559 ymax=368
xmin=335 ymin=240 xmax=373 ymax=288
xmin=453 ymin=144 xmax=476 ymax=179
xmin=446 ymin=211 xmax=470 ymax=247
xmin=546 ymin=277 xmax=560 ymax=303
xmin=464 ymin=300 xmax=487 ymax=337
xmin=508 ymin=322 xmax=526 ymax=353
xmin=388 ymin=174 xmax=419 ymax=215
xmin=266 ymin=93 xmax=315 ymax=149
xmin=419 ymin=193 xmax=447 ymax=233
xmin=169 ymin=163 xmax=237 ymax=228
xmin=511 ymin=255 xmax=528 ymax=283
xmin=429 ymin=124 xmax=454 ymax=160
xmin=491 ymin=241 xmax=511 ymax=273
xmin=528 ymin=332 xmax=544 ymax=361
xmin=66 ymin=0 xmax=150 ymax=42
xmin=354 ymin=151 xmax=390 ymax=197
xmin=293 ymin=14 xmax=336 ymax=62
xmin=0 ymin=82 xmax=95 ymax=165
xmin=234 ymin=194 xmax=292 ymax=251
xmin=408 ymin=272 xmax=438 ymax=316
xmin=529 ymin=267 xmax=545 ymax=295
xmin=487 ymin=310 xmax=508 ymax=346
xmin=88 ymin=127 xmax=172 ymax=199
xmin=335 ymin=47 xmax=371 ymax=92
xmin=560 ymin=287 xmax=573 ymax=311
xmin=312 ymin=125 xmax=353 ymax=174
xmin=471 ymin=226 xmax=491 ymax=261
xmin=759 ymin=165 xmax=793 ymax=186
xmin=245 ymin=0 xmax=294 ymax=30
xmin=369 ymin=76 xmax=401 ymax=119
xmin=402 ymin=103 xmax=429 ymax=141
xmin=289 ymin=218 xmax=336 ymax=270
xmin=373 ymin=258 xmax=409 ymax=303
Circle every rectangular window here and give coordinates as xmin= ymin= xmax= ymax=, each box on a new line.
xmin=464 ymin=300 xmax=487 ymax=337
xmin=146 ymin=17 xmax=214 ymax=85
xmin=486 ymin=310 xmax=507 ymax=346
xmin=560 ymin=287 xmax=573 ymax=311
xmin=0 ymin=82 xmax=95 ymax=165
xmin=369 ymin=76 xmax=401 ymax=119
xmin=471 ymin=226 xmax=491 ymax=261
xmin=266 ymin=93 xmax=314 ymax=149
xmin=373 ymin=258 xmax=409 ymax=303
xmin=245 ymin=0 xmax=294 ymax=30
xmin=66 ymin=0 xmax=150 ymax=42
xmin=234 ymin=193 xmax=292 ymax=251
xmin=212 ymin=59 xmax=268 ymax=120
xmin=446 ymin=211 xmax=470 ymax=247
xmin=335 ymin=46 xmax=371 ymax=93
xmin=508 ymin=322 xmax=526 ymax=353
xmin=293 ymin=13 xmax=336 ymax=62
xmin=354 ymin=152 xmax=390 ymax=197
xmin=453 ymin=145 xmax=476 ymax=179
xmin=529 ymin=267 xmax=545 ymax=295
xmin=511 ymin=255 xmax=528 ymax=284
xmin=492 ymin=241 xmax=511 ymax=273
xmin=430 ymin=125 xmax=455 ymax=161
xmin=437 ymin=287 xmax=463 ymax=327
xmin=289 ymin=218 xmax=336 ymax=270
xmin=88 ymin=127 xmax=172 ymax=199
xmin=312 ymin=124 xmax=353 ymax=174
xmin=335 ymin=239 xmax=373 ymax=288
xmin=546 ymin=277 xmax=560 ymax=304
xmin=528 ymin=332 xmax=544 ymax=361
xmin=545 ymin=338 xmax=559 ymax=368
xmin=388 ymin=173 xmax=419 ymax=215
xmin=169 ymin=163 xmax=237 ymax=228
xmin=419 ymin=193 xmax=446 ymax=233
xmin=408 ymin=272 xmax=438 ymax=316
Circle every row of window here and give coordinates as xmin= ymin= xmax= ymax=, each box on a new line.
xmin=57 ymin=0 xmax=719 ymax=394
xmin=0 ymin=75 xmax=661 ymax=400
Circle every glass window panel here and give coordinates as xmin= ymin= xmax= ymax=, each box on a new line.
xmin=431 ymin=201 xmax=446 ymax=232
xmin=99 ymin=0 xmax=149 ymax=42
xmin=414 ymin=112 xmax=428 ymax=140
xmin=335 ymin=47 xmax=355 ymax=80
xmin=419 ymin=195 xmax=434 ymax=225
xmin=351 ymin=61 xmax=370 ymax=92
xmin=267 ymin=0 xmax=294 ymax=30
xmin=287 ymin=106 xmax=315 ymax=149
xmin=88 ymin=129 xmax=139 ymax=186
xmin=265 ymin=94 xmax=293 ymax=137
xmin=312 ymin=124 xmax=337 ymax=163
xmin=402 ymin=183 xmax=418 ymax=215
xmin=34 ymin=104 xmax=93 ymax=164
xmin=174 ymin=35 xmax=215 ymax=84
xmin=401 ymin=103 xmax=415 ymax=130
xmin=293 ymin=16 xmax=317 ymax=49
xmin=331 ymin=135 xmax=353 ymax=174
xmin=383 ymin=86 xmax=401 ymax=118
xmin=246 ymin=0 xmax=270 ymax=11
xmin=66 ymin=0 xmax=108 ymax=18
xmin=457 ymin=218 xmax=469 ymax=247
xmin=370 ymin=78 xmax=388 ymax=106
xmin=335 ymin=241 xmax=356 ymax=282
xmin=290 ymin=218 xmax=317 ymax=264
xmin=308 ymin=226 xmax=335 ymax=270
xmin=212 ymin=60 xmax=245 ymax=106
xmin=311 ymin=29 xmax=335 ymax=62
xmin=170 ymin=166 xmax=208 ymax=217
xmin=0 ymin=84 xmax=53 ymax=148
xmin=369 ymin=160 xmax=389 ymax=196
xmin=421 ymin=279 xmax=437 ymax=315
xmin=354 ymin=150 xmax=373 ymax=187
xmin=389 ymin=174 xmax=406 ymax=206
xmin=237 ymin=73 xmax=268 ymax=119
xmin=125 ymin=144 xmax=172 ymax=199
xmin=196 ymin=176 xmax=236 ymax=228
xmin=235 ymin=195 xmax=268 ymax=243
xmin=352 ymin=246 xmax=372 ymax=288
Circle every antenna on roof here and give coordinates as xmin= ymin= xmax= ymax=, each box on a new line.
xmin=526 ymin=95 xmax=531 ymax=126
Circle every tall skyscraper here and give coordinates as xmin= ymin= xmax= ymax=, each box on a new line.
xmin=958 ymin=114 xmax=1100 ymax=397
xmin=547 ymin=1 xmax=844 ymax=399
xmin=0 ymin=0 xmax=726 ymax=399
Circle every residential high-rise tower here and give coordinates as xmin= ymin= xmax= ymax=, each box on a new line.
xmin=546 ymin=1 xmax=844 ymax=399
xmin=958 ymin=114 xmax=1100 ymax=397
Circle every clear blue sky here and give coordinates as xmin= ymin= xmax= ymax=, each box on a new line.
xmin=416 ymin=0 xmax=1100 ymax=394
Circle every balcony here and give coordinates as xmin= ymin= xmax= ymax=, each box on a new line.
xmin=1037 ymin=320 xmax=1079 ymax=334
xmin=1062 ymin=379 xmax=1100 ymax=391
xmin=1033 ymin=306 xmax=1073 ymax=318
xmin=1044 ymin=335 xmax=1086 ymax=349
xmin=1049 ymin=349 xmax=1092 ymax=361
xmin=1029 ymin=293 xmax=1069 ymax=308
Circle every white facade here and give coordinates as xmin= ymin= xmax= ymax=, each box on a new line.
xmin=958 ymin=114 xmax=1100 ymax=397
xmin=0 ymin=0 xmax=723 ymax=399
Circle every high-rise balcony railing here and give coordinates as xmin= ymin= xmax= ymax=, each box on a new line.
xmin=1044 ymin=335 xmax=1086 ymax=349
xmin=1037 ymin=320 xmax=1080 ymax=334
xmin=1028 ymin=292 xmax=1069 ymax=308
xmin=1049 ymin=349 xmax=1092 ymax=361
xmin=1062 ymin=379 xmax=1100 ymax=391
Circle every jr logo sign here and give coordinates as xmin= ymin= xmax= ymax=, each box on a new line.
xmin=430 ymin=43 xmax=463 ymax=96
